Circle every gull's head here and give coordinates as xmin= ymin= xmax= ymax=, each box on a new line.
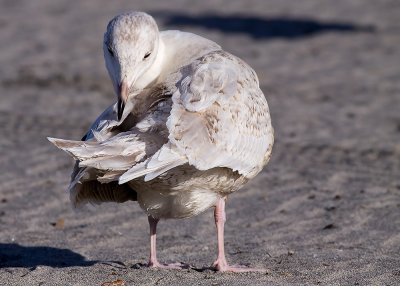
xmin=104 ymin=12 xmax=160 ymax=119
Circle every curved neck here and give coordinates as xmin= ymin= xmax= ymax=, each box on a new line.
xmin=134 ymin=38 xmax=165 ymax=90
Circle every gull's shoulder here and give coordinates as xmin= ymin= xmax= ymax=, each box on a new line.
xmin=159 ymin=30 xmax=221 ymax=74
xmin=160 ymin=30 xmax=221 ymax=50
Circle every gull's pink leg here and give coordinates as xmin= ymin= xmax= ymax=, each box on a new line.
xmin=213 ymin=197 xmax=265 ymax=272
xmin=147 ymin=216 xmax=185 ymax=269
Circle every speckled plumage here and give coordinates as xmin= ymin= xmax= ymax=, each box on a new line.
xmin=49 ymin=49 xmax=273 ymax=218
xmin=48 ymin=11 xmax=273 ymax=271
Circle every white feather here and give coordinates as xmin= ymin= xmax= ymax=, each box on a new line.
xmin=49 ymin=15 xmax=274 ymax=219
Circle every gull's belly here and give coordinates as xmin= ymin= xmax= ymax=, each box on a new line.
xmin=128 ymin=165 xmax=247 ymax=219
xmin=136 ymin=188 xmax=220 ymax=219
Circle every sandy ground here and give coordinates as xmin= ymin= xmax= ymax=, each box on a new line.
xmin=0 ymin=0 xmax=399 ymax=285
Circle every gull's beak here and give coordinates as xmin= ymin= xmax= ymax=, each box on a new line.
xmin=117 ymin=80 xmax=128 ymax=121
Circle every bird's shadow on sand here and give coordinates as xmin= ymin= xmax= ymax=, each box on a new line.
xmin=130 ymin=262 xmax=221 ymax=273
xmin=152 ymin=11 xmax=375 ymax=40
xmin=0 ymin=244 xmax=256 ymax=273
xmin=0 ymin=243 xmax=97 ymax=269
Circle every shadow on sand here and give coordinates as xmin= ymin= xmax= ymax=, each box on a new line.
xmin=153 ymin=12 xmax=375 ymax=40
xmin=0 ymin=243 xmax=97 ymax=268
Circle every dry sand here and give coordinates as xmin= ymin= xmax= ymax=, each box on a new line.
xmin=0 ymin=0 xmax=399 ymax=285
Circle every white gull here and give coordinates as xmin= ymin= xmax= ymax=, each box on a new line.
xmin=48 ymin=11 xmax=274 ymax=272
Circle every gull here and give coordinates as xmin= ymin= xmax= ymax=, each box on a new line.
xmin=48 ymin=11 xmax=274 ymax=272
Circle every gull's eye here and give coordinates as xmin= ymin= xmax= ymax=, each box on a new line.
xmin=143 ymin=52 xmax=151 ymax=60
xmin=107 ymin=46 xmax=114 ymax=57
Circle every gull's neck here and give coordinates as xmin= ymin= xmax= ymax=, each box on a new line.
xmin=134 ymin=38 xmax=165 ymax=90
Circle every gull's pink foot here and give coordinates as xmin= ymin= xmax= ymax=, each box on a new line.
xmin=148 ymin=260 xmax=187 ymax=270
xmin=212 ymin=198 xmax=266 ymax=273
xmin=213 ymin=258 xmax=265 ymax=273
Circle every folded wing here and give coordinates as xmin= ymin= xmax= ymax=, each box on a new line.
xmin=120 ymin=50 xmax=274 ymax=183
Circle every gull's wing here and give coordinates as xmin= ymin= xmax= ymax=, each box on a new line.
xmin=48 ymin=88 xmax=174 ymax=206
xmin=80 ymin=102 xmax=119 ymax=142
xmin=48 ymin=100 xmax=136 ymax=207
xmin=50 ymin=50 xmax=273 ymax=190
xmin=119 ymin=50 xmax=274 ymax=183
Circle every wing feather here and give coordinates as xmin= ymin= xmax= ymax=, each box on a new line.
xmin=119 ymin=142 xmax=187 ymax=184
xmin=166 ymin=51 xmax=274 ymax=179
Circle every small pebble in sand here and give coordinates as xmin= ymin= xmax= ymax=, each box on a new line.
xmin=50 ymin=218 xmax=65 ymax=229
xmin=101 ymin=279 xmax=125 ymax=286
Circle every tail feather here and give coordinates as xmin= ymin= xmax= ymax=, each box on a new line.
xmin=47 ymin=136 xmax=146 ymax=173
xmin=49 ymin=137 xmax=187 ymax=187
xmin=119 ymin=143 xmax=187 ymax=184
xmin=79 ymin=153 xmax=142 ymax=171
